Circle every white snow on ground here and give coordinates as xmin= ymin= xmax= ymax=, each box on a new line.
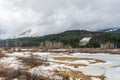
xmin=91 ymin=77 xmax=101 ymax=80
xmin=30 ymin=65 xmax=52 ymax=76
xmin=0 ymin=78 xmax=5 ymax=80
xmin=30 ymin=63 xmax=68 ymax=76
xmin=29 ymin=52 xmax=120 ymax=79
xmin=6 ymin=52 xmax=30 ymax=57
xmin=0 ymin=51 xmax=120 ymax=80
xmin=0 ymin=57 xmax=23 ymax=69
xmin=30 ymin=59 xmax=104 ymax=78
xmin=77 ymin=67 xmax=105 ymax=76
xmin=73 ymin=53 xmax=120 ymax=80
xmin=69 ymin=78 xmax=80 ymax=80
xmin=33 ymin=52 xmax=50 ymax=56
xmin=105 ymin=67 xmax=120 ymax=80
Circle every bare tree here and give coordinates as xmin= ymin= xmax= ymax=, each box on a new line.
xmin=6 ymin=39 xmax=9 ymax=50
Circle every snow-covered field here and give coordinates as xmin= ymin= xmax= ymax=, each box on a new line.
xmin=0 ymin=50 xmax=120 ymax=80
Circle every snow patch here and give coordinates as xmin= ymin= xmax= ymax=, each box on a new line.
xmin=105 ymin=67 xmax=120 ymax=80
xmin=80 ymin=37 xmax=91 ymax=43
xmin=78 ymin=67 xmax=105 ymax=76
xmin=0 ymin=57 xmax=23 ymax=69
xmin=91 ymin=77 xmax=101 ymax=80
xmin=7 ymin=52 xmax=30 ymax=57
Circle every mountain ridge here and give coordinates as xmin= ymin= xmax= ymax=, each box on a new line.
xmin=0 ymin=28 xmax=120 ymax=40
xmin=97 ymin=28 xmax=120 ymax=33
xmin=0 ymin=29 xmax=120 ymax=48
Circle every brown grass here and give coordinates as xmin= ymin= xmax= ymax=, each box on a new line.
xmin=17 ymin=56 xmax=50 ymax=69
xmin=94 ymin=75 xmax=106 ymax=80
xmin=52 ymin=61 xmax=88 ymax=68
xmin=50 ymin=53 xmax=72 ymax=56
xmin=0 ymin=67 xmax=50 ymax=80
xmin=53 ymin=57 xmax=106 ymax=64
xmin=51 ymin=67 xmax=106 ymax=80
xmin=0 ymin=52 xmax=6 ymax=58
xmin=51 ymin=68 xmax=91 ymax=80
xmin=68 ymin=64 xmax=87 ymax=68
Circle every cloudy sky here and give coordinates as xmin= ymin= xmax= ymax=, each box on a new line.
xmin=0 ymin=0 xmax=120 ymax=36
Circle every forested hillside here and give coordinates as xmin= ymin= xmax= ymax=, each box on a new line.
xmin=0 ymin=30 xmax=120 ymax=48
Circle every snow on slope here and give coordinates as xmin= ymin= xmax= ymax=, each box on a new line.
xmin=80 ymin=37 xmax=91 ymax=45
xmin=98 ymin=28 xmax=120 ymax=33
xmin=0 ymin=29 xmax=38 ymax=39
xmin=12 ymin=29 xmax=35 ymax=38
xmin=105 ymin=28 xmax=118 ymax=32
xmin=80 ymin=37 xmax=91 ymax=42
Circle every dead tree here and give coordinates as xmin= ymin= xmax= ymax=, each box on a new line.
xmin=6 ymin=39 xmax=9 ymax=50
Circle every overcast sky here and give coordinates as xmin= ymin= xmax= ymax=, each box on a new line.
xmin=0 ymin=0 xmax=120 ymax=36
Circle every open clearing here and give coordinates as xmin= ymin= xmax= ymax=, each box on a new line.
xmin=0 ymin=49 xmax=119 ymax=80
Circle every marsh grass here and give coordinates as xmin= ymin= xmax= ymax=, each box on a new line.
xmin=0 ymin=67 xmax=50 ymax=80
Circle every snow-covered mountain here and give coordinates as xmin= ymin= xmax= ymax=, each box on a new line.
xmin=11 ymin=29 xmax=40 ymax=38
xmin=98 ymin=28 xmax=120 ymax=33
xmin=0 ymin=29 xmax=37 ymax=40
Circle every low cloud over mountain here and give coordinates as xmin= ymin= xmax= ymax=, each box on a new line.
xmin=0 ymin=0 xmax=120 ymax=37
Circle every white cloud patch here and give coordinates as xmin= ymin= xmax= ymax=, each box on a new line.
xmin=0 ymin=0 xmax=120 ymax=37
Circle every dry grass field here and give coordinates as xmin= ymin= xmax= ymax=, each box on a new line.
xmin=0 ymin=48 xmax=119 ymax=80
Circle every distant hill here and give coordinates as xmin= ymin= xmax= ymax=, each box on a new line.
xmin=0 ymin=29 xmax=120 ymax=48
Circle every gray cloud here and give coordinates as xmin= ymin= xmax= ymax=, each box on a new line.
xmin=0 ymin=0 xmax=120 ymax=37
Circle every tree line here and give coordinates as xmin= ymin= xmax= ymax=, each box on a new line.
xmin=0 ymin=30 xmax=120 ymax=48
